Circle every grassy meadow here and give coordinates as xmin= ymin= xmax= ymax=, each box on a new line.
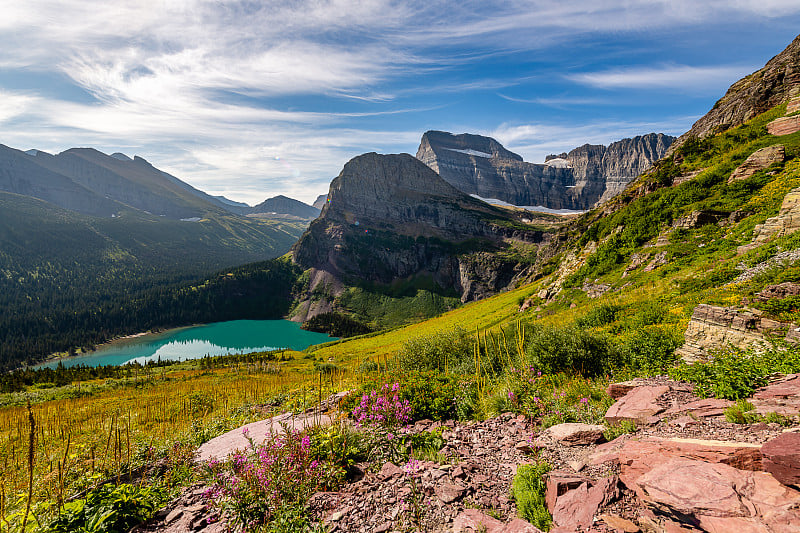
xmin=3 ymin=102 xmax=800 ymax=531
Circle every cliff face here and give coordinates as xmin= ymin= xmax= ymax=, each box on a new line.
xmin=671 ymin=34 xmax=800 ymax=152
xmin=291 ymin=152 xmax=552 ymax=316
xmin=416 ymin=131 xmax=674 ymax=210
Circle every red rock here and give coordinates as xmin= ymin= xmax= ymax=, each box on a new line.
xmin=663 ymin=398 xmax=732 ymax=418
xmin=546 ymin=471 xmax=592 ymax=511
xmin=540 ymin=422 xmax=606 ymax=446
xmin=378 ymin=461 xmax=404 ymax=480
xmin=588 ymin=434 xmax=632 ymax=466
xmin=768 ymin=115 xmax=800 ymax=136
xmin=606 ymin=381 xmax=639 ymax=399
xmin=502 ymin=518 xmax=545 ymax=533
xmin=761 ymin=432 xmax=800 ymax=488
xmin=452 ymin=509 xmax=505 ymax=533
xmin=619 ymin=437 xmax=763 ymax=489
xmin=753 ymin=374 xmax=800 ymax=399
xmin=635 ymin=458 xmax=800 ymax=532
xmin=752 ymin=374 xmax=800 ymax=416
xmin=600 ymin=513 xmax=640 ymax=532
xmin=435 ymin=482 xmax=466 ymax=503
xmin=551 ymin=477 xmax=618 ymax=531
xmin=604 ymin=386 xmax=669 ymax=425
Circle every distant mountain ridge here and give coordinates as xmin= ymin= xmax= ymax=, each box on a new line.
xmin=250 ymin=195 xmax=320 ymax=219
xmin=416 ymin=131 xmax=674 ymax=210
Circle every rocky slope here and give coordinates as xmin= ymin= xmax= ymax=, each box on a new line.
xmin=670 ymin=34 xmax=800 ymax=152
xmin=416 ymin=131 xmax=674 ymax=210
xmin=136 ymin=376 xmax=800 ymax=533
xmin=291 ymin=152 xmax=555 ymax=319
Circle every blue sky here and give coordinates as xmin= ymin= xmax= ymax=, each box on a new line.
xmin=2 ymin=1 xmax=800 ymax=205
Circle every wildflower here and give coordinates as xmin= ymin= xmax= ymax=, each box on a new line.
xmin=508 ymin=391 xmax=515 ymax=399
xmin=580 ymin=397 xmax=589 ymax=404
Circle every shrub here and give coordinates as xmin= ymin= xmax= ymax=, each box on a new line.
xmin=351 ymin=382 xmax=412 ymax=428
xmin=724 ymin=399 xmax=760 ymax=424
xmin=621 ymin=327 xmax=681 ymax=374
xmin=603 ymin=420 xmax=637 ymax=441
xmin=301 ymin=312 xmax=372 ymax=338
xmin=396 ymin=328 xmax=474 ymax=372
xmin=525 ymin=325 xmax=620 ymax=377
xmin=669 ymin=345 xmax=800 ymax=400
xmin=343 ymin=371 xmax=476 ymax=422
xmin=512 ymin=461 xmax=552 ymax=531
xmin=575 ymin=303 xmax=623 ymax=328
xmin=49 ymin=483 xmax=167 ymax=533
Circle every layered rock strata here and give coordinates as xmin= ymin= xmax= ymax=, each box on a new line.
xmin=739 ymin=185 xmax=800 ymax=253
xmin=416 ymin=131 xmax=673 ymax=210
xmin=676 ymin=304 xmax=800 ymax=362
xmin=729 ymin=144 xmax=785 ymax=182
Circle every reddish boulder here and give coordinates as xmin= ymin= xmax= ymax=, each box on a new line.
xmin=761 ymin=432 xmax=800 ymax=488
xmin=546 ymin=471 xmax=592 ymax=510
xmin=605 ymin=386 xmax=669 ymax=425
xmin=663 ymin=398 xmax=732 ymax=418
xmin=635 ymin=458 xmax=800 ymax=532
xmin=588 ymin=434 xmax=631 ymax=466
xmin=752 ymin=374 xmax=800 ymax=416
xmin=551 ymin=477 xmax=618 ymax=531
xmin=435 ymin=482 xmax=466 ymax=503
xmin=618 ymin=437 xmax=762 ymax=489
xmin=377 ymin=461 xmax=404 ymax=480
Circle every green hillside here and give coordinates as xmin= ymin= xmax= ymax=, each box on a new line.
xmin=0 ymin=193 xmax=306 ymax=369
xmin=310 ymin=101 xmax=800 ymax=375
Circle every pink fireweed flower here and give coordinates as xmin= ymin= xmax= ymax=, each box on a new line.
xmin=580 ymin=397 xmax=589 ymax=404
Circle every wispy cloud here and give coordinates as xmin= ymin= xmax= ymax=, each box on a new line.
xmin=0 ymin=1 xmax=798 ymax=203
xmin=568 ymin=64 xmax=754 ymax=91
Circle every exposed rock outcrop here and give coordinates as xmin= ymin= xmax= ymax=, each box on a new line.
xmin=729 ymin=144 xmax=785 ymax=182
xmin=739 ymin=186 xmax=800 ymax=253
xmin=769 ymin=114 xmax=800 ymax=136
xmin=676 ymin=304 xmax=800 ymax=362
xmin=291 ymin=153 xmax=552 ymax=317
xmin=416 ymin=131 xmax=674 ymax=210
xmin=670 ymin=34 xmax=800 ymax=151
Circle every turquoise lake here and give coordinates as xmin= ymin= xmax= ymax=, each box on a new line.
xmin=38 ymin=320 xmax=337 ymax=369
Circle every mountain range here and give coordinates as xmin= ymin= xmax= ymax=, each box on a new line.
xmin=416 ymin=131 xmax=674 ymax=210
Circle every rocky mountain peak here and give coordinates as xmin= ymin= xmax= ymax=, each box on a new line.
xmin=671 ymin=33 xmax=800 ymax=152
xmin=417 ymin=131 xmax=674 ymax=210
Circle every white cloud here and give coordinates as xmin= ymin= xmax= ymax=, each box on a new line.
xmin=0 ymin=1 xmax=798 ymax=203
xmin=569 ymin=64 xmax=754 ymax=91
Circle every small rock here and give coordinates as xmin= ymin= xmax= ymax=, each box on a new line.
xmin=542 ymin=423 xmax=606 ymax=446
xmin=378 ymin=462 xmax=404 ymax=480
xmin=503 ymin=518 xmax=545 ymax=532
xmin=452 ymin=509 xmax=505 ymax=533
xmin=515 ymin=440 xmax=535 ymax=454
xmin=600 ymin=513 xmax=640 ymax=532
xmin=165 ymin=509 xmax=183 ymax=523
xmin=435 ymin=483 xmax=466 ymax=504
